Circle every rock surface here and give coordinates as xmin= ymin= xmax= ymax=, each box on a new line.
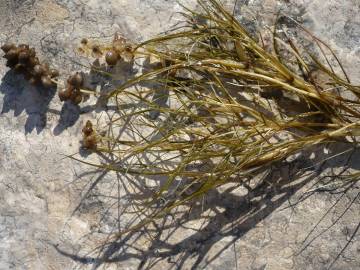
xmin=0 ymin=0 xmax=360 ymax=269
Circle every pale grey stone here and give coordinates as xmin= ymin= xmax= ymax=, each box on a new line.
xmin=0 ymin=0 xmax=360 ymax=269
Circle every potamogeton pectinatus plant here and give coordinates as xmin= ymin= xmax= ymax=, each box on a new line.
xmin=2 ymin=0 xmax=360 ymax=244
xmin=77 ymin=0 xmax=360 ymax=238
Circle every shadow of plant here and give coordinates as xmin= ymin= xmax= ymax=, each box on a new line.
xmin=0 ymin=69 xmax=56 ymax=134
xmin=49 ymin=139 xmax=360 ymax=270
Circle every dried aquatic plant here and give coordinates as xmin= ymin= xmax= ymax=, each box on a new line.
xmin=71 ymin=0 xmax=360 ymax=239
xmin=1 ymin=0 xmax=360 ymax=267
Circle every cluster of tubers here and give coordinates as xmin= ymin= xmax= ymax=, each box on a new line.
xmin=1 ymin=43 xmax=59 ymax=88
xmin=79 ymin=34 xmax=134 ymax=67
xmin=1 ymin=42 xmax=98 ymax=149
xmin=58 ymin=72 xmax=84 ymax=105
xmin=82 ymin=120 xmax=97 ymax=149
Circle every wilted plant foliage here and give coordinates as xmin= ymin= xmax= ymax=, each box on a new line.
xmin=66 ymin=0 xmax=360 ymax=238
xmin=2 ymin=0 xmax=360 ymax=245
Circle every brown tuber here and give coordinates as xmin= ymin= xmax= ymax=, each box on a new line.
xmin=59 ymin=73 xmax=85 ymax=105
xmin=18 ymin=51 xmax=30 ymax=63
xmin=72 ymin=92 xmax=83 ymax=105
xmin=4 ymin=49 xmax=19 ymax=61
xmin=105 ymin=50 xmax=119 ymax=66
xmin=49 ymin=69 xmax=59 ymax=78
xmin=83 ymin=134 xmax=97 ymax=149
xmin=82 ymin=120 xmax=97 ymax=149
xmin=28 ymin=57 xmax=39 ymax=67
xmin=68 ymin=72 xmax=84 ymax=88
xmin=33 ymin=64 xmax=45 ymax=77
xmin=82 ymin=120 xmax=94 ymax=136
xmin=1 ymin=43 xmax=16 ymax=53
xmin=41 ymin=76 xmax=53 ymax=88
xmin=58 ymin=88 xmax=72 ymax=101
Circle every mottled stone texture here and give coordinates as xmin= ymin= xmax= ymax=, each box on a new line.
xmin=0 ymin=0 xmax=359 ymax=269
